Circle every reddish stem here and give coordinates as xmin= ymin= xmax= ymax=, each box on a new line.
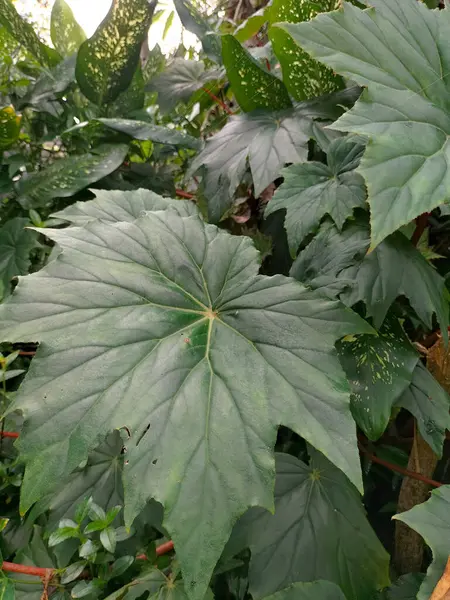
xmin=0 ymin=431 xmax=19 ymax=438
xmin=359 ymin=442 xmax=442 ymax=488
xmin=175 ymin=189 xmax=195 ymax=199
xmin=201 ymin=87 xmax=234 ymax=116
xmin=18 ymin=351 xmax=36 ymax=357
xmin=137 ymin=540 xmax=174 ymax=561
xmin=1 ymin=562 xmax=54 ymax=578
xmin=411 ymin=212 xmax=430 ymax=246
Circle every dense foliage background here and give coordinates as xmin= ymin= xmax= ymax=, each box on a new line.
xmin=1 ymin=0 xmax=450 ymax=599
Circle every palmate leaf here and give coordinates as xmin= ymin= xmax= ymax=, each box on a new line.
xmin=221 ymin=35 xmax=292 ymax=113
xmin=17 ymin=144 xmax=128 ymax=209
xmin=227 ymin=451 xmax=389 ymax=599
xmin=395 ymin=362 xmax=450 ymax=456
xmin=52 ymin=189 xmax=198 ymax=226
xmin=281 ymin=0 xmax=450 ymax=248
xmin=0 ymin=217 xmax=37 ymax=302
xmin=146 ymin=59 xmax=222 ymax=114
xmin=75 ymin=0 xmax=157 ymax=105
xmin=268 ymin=0 xmax=342 ymax=101
xmin=337 ymin=316 xmax=419 ymax=441
xmin=265 ymin=136 xmax=366 ymax=254
xmin=394 ymin=485 xmax=450 ymax=599
xmin=262 ymin=581 xmax=347 ymax=600
xmin=0 ymin=210 xmax=370 ymax=600
xmin=50 ymin=0 xmax=86 ymax=57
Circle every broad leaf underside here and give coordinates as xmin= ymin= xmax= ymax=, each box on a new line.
xmin=0 ymin=211 xmax=370 ymax=600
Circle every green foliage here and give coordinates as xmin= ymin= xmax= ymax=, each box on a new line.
xmin=50 ymin=0 xmax=86 ymax=57
xmin=0 ymin=107 xmax=21 ymax=151
xmin=0 ymin=217 xmax=37 ymax=301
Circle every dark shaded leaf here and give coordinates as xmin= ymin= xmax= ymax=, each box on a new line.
xmin=21 ymin=55 xmax=76 ymax=111
xmin=378 ymin=574 xmax=425 ymax=600
xmin=50 ymin=0 xmax=86 ymax=57
xmin=262 ymin=581 xmax=346 ymax=600
xmin=0 ymin=217 xmax=37 ymax=302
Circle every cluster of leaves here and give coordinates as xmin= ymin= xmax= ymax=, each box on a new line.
xmin=2 ymin=1 xmax=450 ymax=600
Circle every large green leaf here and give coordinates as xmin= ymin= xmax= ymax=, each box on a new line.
xmin=268 ymin=0 xmax=342 ymax=101
xmin=337 ymin=316 xmax=418 ymax=441
xmin=21 ymin=55 xmax=76 ymax=113
xmin=280 ymin=0 xmax=450 ymax=247
xmin=50 ymin=0 xmax=86 ymax=57
xmin=265 ymin=136 xmax=366 ymax=254
xmin=222 ymin=35 xmax=292 ymax=112
xmin=394 ymin=484 xmax=450 ymax=600
xmin=96 ymin=118 xmax=201 ymax=150
xmin=172 ymin=0 xmax=222 ymax=63
xmin=262 ymin=581 xmax=347 ymax=600
xmin=0 ymin=106 xmax=21 ymax=151
xmin=0 ymin=217 xmax=37 ymax=302
xmin=228 ymin=451 xmax=389 ymax=599
xmin=146 ymin=59 xmax=222 ymax=114
xmin=0 ymin=0 xmax=60 ymax=66
xmin=17 ymin=144 xmax=128 ymax=208
xmin=0 ymin=210 xmax=370 ymax=600
xmin=75 ymin=0 xmax=156 ymax=105
xmin=52 ymin=189 xmax=198 ymax=226
xmin=190 ymin=90 xmax=355 ymax=222
xmin=395 ymin=362 xmax=450 ymax=456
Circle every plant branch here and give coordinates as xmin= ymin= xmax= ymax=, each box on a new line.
xmin=175 ymin=189 xmax=195 ymax=199
xmin=0 ymin=431 xmax=19 ymax=438
xmin=201 ymin=87 xmax=234 ymax=116
xmin=1 ymin=562 xmax=54 ymax=578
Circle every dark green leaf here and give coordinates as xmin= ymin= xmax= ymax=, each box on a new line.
xmin=21 ymin=55 xmax=76 ymax=110
xmin=0 ymin=106 xmax=21 ymax=151
xmin=222 ymin=35 xmax=292 ymax=112
xmin=378 ymin=574 xmax=425 ymax=600
xmin=262 ymin=581 xmax=346 ymax=600
xmin=337 ymin=316 xmax=419 ymax=441
xmin=61 ymin=561 xmax=87 ymax=585
xmin=173 ymin=0 xmax=222 ymax=63
xmin=395 ymin=362 xmax=450 ymax=456
xmin=103 ymin=569 xmax=166 ymax=600
xmin=51 ymin=0 xmax=86 ymax=57
xmin=0 ymin=210 xmax=370 ymax=599
xmin=394 ymin=484 xmax=450 ymax=600
xmin=52 ymin=188 xmax=198 ymax=225
xmin=281 ymin=0 xmax=450 ymax=247
xmin=146 ymin=59 xmax=222 ymax=114
xmin=110 ymin=66 xmax=145 ymax=116
xmin=96 ymin=118 xmax=202 ymax=150
xmin=75 ymin=0 xmax=156 ymax=104
xmin=0 ymin=579 xmax=15 ymax=600
xmin=265 ymin=136 xmax=366 ymax=253
xmin=17 ymin=144 xmax=128 ymax=208
xmin=109 ymin=556 xmax=134 ymax=579
xmin=0 ymin=217 xmax=38 ymax=302
xmin=229 ymin=451 xmax=389 ymax=599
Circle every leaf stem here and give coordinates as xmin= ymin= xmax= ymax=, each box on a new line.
xmin=175 ymin=189 xmax=195 ymax=199
xmin=0 ymin=431 xmax=19 ymax=438
xmin=201 ymin=87 xmax=234 ymax=116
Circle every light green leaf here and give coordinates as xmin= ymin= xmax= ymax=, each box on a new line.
xmin=146 ymin=59 xmax=222 ymax=114
xmin=48 ymin=527 xmax=79 ymax=547
xmin=268 ymin=0 xmax=342 ymax=101
xmin=163 ymin=10 xmax=175 ymax=40
xmin=234 ymin=6 xmax=269 ymax=43
xmin=17 ymin=144 xmax=128 ymax=208
xmin=229 ymin=451 xmax=389 ymax=599
xmin=262 ymin=581 xmax=347 ymax=600
xmin=96 ymin=118 xmax=201 ymax=150
xmin=61 ymin=561 xmax=87 ymax=585
xmin=0 ymin=580 xmax=15 ymax=600
xmin=222 ymin=34 xmax=292 ymax=112
xmin=0 ymin=210 xmax=370 ymax=600
xmin=280 ymin=0 xmax=450 ymax=247
xmin=395 ymin=362 xmax=450 ymax=456
xmin=50 ymin=0 xmax=86 ymax=57
xmin=337 ymin=316 xmax=419 ymax=441
xmin=52 ymin=189 xmax=198 ymax=226
xmin=0 ymin=217 xmax=37 ymax=302
xmin=265 ymin=136 xmax=366 ymax=253
xmin=173 ymin=0 xmax=222 ymax=63
xmin=100 ymin=527 xmax=116 ymax=553
xmin=0 ymin=0 xmax=60 ymax=66
xmin=394 ymin=484 xmax=450 ymax=600
xmin=75 ymin=0 xmax=156 ymax=105
xmin=0 ymin=106 xmax=21 ymax=151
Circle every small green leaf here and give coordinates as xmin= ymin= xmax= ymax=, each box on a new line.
xmin=0 ymin=106 xmax=21 ymax=151
xmin=105 ymin=506 xmax=121 ymax=525
xmin=109 ymin=556 xmax=134 ymax=579
xmin=83 ymin=521 xmax=106 ymax=534
xmin=337 ymin=316 xmax=419 ymax=441
xmin=394 ymin=484 xmax=450 ymax=599
xmin=79 ymin=540 xmax=100 ymax=561
xmin=75 ymin=0 xmax=156 ymax=104
xmin=49 ymin=527 xmax=79 ymax=547
xmin=75 ymin=499 xmax=91 ymax=525
xmin=173 ymin=0 xmax=222 ymax=63
xmin=0 ymin=579 xmax=15 ymax=600
xmin=265 ymin=136 xmax=366 ymax=253
xmin=163 ymin=10 xmax=174 ymax=40
xmin=87 ymin=500 xmax=106 ymax=522
xmin=100 ymin=527 xmax=116 ymax=554
xmin=71 ymin=580 xmax=100 ymax=599
xmin=51 ymin=0 xmax=86 ymax=57
xmin=222 ymin=34 xmax=292 ymax=112
xmin=17 ymin=144 xmax=128 ymax=208
xmin=234 ymin=7 xmax=269 ymax=43
xmin=0 ymin=217 xmax=38 ymax=302
xmin=61 ymin=561 xmax=87 ymax=584
xmin=262 ymin=581 xmax=347 ymax=600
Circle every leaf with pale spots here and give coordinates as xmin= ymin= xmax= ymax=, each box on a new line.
xmin=222 ymin=34 xmax=292 ymax=112
xmin=395 ymin=362 xmax=450 ymax=456
xmin=0 ymin=105 xmax=21 ymax=151
xmin=50 ymin=0 xmax=86 ymax=57
xmin=52 ymin=188 xmax=199 ymax=226
xmin=265 ymin=136 xmax=367 ymax=254
xmin=0 ymin=208 xmax=370 ymax=600
xmin=75 ymin=0 xmax=157 ymax=105
xmin=269 ymin=0 xmax=343 ymax=101
xmin=337 ymin=316 xmax=419 ymax=441
xmin=226 ymin=450 xmax=389 ymax=599
xmin=17 ymin=144 xmax=128 ymax=209
xmin=0 ymin=217 xmax=38 ymax=302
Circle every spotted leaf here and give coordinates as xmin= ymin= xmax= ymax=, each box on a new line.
xmin=50 ymin=0 xmax=86 ymax=57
